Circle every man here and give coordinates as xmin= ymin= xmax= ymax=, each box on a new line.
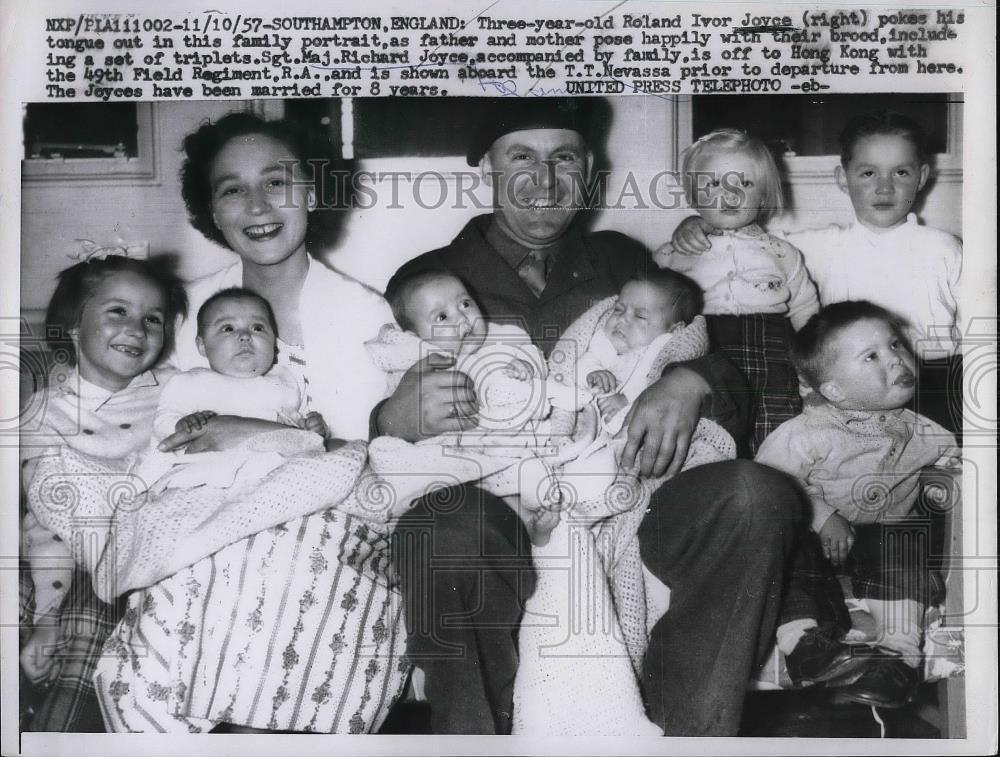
xmin=377 ymin=98 xmax=801 ymax=735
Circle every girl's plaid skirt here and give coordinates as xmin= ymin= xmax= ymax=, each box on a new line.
xmin=23 ymin=567 xmax=126 ymax=732
xmin=707 ymin=313 xmax=801 ymax=455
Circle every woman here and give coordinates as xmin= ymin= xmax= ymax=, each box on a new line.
xmin=94 ymin=113 xmax=407 ymax=733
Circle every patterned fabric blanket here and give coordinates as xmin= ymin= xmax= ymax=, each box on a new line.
xmin=512 ymin=299 xmax=736 ymax=735
xmin=25 ymin=433 xmax=391 ymax=601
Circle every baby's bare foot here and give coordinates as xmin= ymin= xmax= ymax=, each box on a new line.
xmin=516 ymin=457 xmax=562 ymax=546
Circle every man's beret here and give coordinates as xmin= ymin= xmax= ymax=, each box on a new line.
xmin=466 ymin=97 xmax=593 ymax=166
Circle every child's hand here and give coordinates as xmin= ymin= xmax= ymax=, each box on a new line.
xmin=174 ymin=411 xmax=217 ymax=436
xmin=669 ymin=215 xmax=719 ymax=255
xmin=20 ymin=620 xmax=61 ymax=685
xmin=587 ymin=370 xmax=618 ymax=394
xmin=818 ymin=513 xmax=855 ymax=568
xmin=303 ymin=411 xmax=328 ymax=438
xmin=597 ymin=393 xmax=628 ymax=422
xmin=504 ymin=359 xmax=536 ymax=382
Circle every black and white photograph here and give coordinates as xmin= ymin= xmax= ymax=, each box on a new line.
xmin=1 ymin=1 xmax=995 ymax=755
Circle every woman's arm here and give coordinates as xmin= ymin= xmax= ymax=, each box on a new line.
xmin=157 ymin=415 xmax=289 ymax=453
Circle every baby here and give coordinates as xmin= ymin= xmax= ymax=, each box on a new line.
xmin=575 ymin=269 xmax=704 ymax=435
xmin=756 ymin=301 xmax=959 ymax=706
xmin=378 ymin=270 xmax=560 ymax=438
xmin=134 ymin=288 xmax=327 ymax=492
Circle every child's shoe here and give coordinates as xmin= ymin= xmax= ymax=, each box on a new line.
xmin=785 ymin=627 xmax=874 ymax=686
xmin=831 ymin=653 xmax=922 ymax=708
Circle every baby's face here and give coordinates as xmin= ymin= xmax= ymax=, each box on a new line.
xmin=690 ymin=148 xmax=764 ymax=230
xmin=196 ymin=297 xmax=277 ymax=378
xmin=604 ymin=281 xmax=680 ymax=354
xmin=836 ymin=134 xmax=929 ymax=232
xmin=406 ymin=276 xmax=488 ymax=356
xmin=819 ymin=317 xmax=916 ymax=411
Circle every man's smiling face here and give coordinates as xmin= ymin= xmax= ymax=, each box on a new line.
xmin=481 ymin=128 xmax=593 ymax=249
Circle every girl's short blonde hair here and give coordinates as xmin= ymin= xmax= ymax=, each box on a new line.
xmin=681 ymin=128 xmax=784 ymax=224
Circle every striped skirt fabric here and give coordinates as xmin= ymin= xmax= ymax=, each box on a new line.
xmin=95 ymin=507 xmax=408 ymax=733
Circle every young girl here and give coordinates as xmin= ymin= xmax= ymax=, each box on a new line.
xmin=655 ymin=129 xmax=819 ymax=453
xmin=19 ymin=254 xmax=186 ymax=731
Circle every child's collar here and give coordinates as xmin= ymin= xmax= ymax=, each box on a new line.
xmin=54 ymin=368 xmax=161 ymax=401
xmin=853 ymin=213 xmax=919 ymax=237
xmin=813 ymin=400 xmax=908 ymax=425
xmin=717 ymin=223 xmax=766 ymax=239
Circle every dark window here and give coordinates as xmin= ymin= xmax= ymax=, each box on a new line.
xmin=24 ymin=103 xmax=140 ymax=159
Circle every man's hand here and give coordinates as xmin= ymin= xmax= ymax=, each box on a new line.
xmin=597 ymin=392 xmax=627 ymax=422
xmin=621 ymin=366 xmax=709 ymax=478
xmin=376 ymin=354 xmax=478 ymax=442
xmin=668 ymin=215 xmax=719 ymax=255
xmin=174 ymin=410 xmax=217 ymax=435
xmin=818 ymin=513 xmax=855 ymax=568
xmin=587 ymin=369 xmax=618 ymax=394
xmin=504 ymin=358 xmax=536 ymax=382
xmin=303 ymin=411 xmax=328 ymax=437
xmin=158 ymin=415 xmax=287 ymax=453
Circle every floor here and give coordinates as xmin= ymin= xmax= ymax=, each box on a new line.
xmin=378 ymin=683 xmax=945 ymax=737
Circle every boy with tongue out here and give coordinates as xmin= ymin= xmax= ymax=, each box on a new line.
xmin=756 ymin=300 xmax=960 ymax=708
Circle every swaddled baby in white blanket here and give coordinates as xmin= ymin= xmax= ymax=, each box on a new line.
xmin=133 ymin=288 xmax=328 ymax=493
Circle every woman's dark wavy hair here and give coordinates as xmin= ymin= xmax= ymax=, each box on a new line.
xmin=45 ymin=256 xmax=188 ymax=366
xmin=180 ymin=112 xmax=347 ymax=253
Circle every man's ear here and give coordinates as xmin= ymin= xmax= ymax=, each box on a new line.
xmin=834 ymin=164 xmax=850 ymax=195
xmin=196 ymin=336 xmax=207 ymax=358
xmin=479 ymin=152 xmax=494 ymax=186
xmin=307 ymin=186 xmax=317 ymax=212
xmin=585 ymin=149 xmax=594 ymax=182
xmin=917 ymin=163 xmax=930 ymax=192
xmin=818 ymin=379 xmax=845 ymax=404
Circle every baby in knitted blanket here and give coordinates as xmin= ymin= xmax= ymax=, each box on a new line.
xmin=133 ymin=288 xmax=328 ymax=493
xmin=535 ymin=269 xmax=715 ymax=538
xmin=512 ymin=272 xmax=739 ymax=736
xmin=368 ymin=271 xmax=591 ymax=534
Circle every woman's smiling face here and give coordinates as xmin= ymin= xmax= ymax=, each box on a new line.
xmin=209 ymin=133 xmax=316 ymax=269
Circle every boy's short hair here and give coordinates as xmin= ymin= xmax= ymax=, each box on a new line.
xmin=681 ymin=128 xmax=785 ymax=224
xmin=793 ymin=300 xmax=909 ymax=388
xmin=839 ymin=111 xmax=929 ymax=166
xmin=196 ymin=287 xmax=278 ymax=338
xmin=384 ymin=269 xmax=461 ymax=333
xmin=629 ymin=269 xmax=704 ymax=325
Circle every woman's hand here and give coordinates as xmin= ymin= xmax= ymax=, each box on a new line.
xmin=174 ymin=410 xmax=217 ymax=435
xmin=621 ymin=366 xmax=710 ymax=479
xmin=158 ymin=415 xmax=287 ymax=453
xmin=669 ymin=215 xmax=719 ymax=255
xmin=376 ymin=354 xmax=478 ymax=442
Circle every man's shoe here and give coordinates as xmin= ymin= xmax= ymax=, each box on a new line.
xmin=785 ymin=628 xmax=875 ymax=686
xmin=831 ymin=655 xmax=922 ymax=708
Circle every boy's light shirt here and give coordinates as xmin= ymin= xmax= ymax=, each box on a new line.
xmin=756 ymin=401 xmax=960 ymax=532
xmin=784 ymin=214 xmax=961 ymax=359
